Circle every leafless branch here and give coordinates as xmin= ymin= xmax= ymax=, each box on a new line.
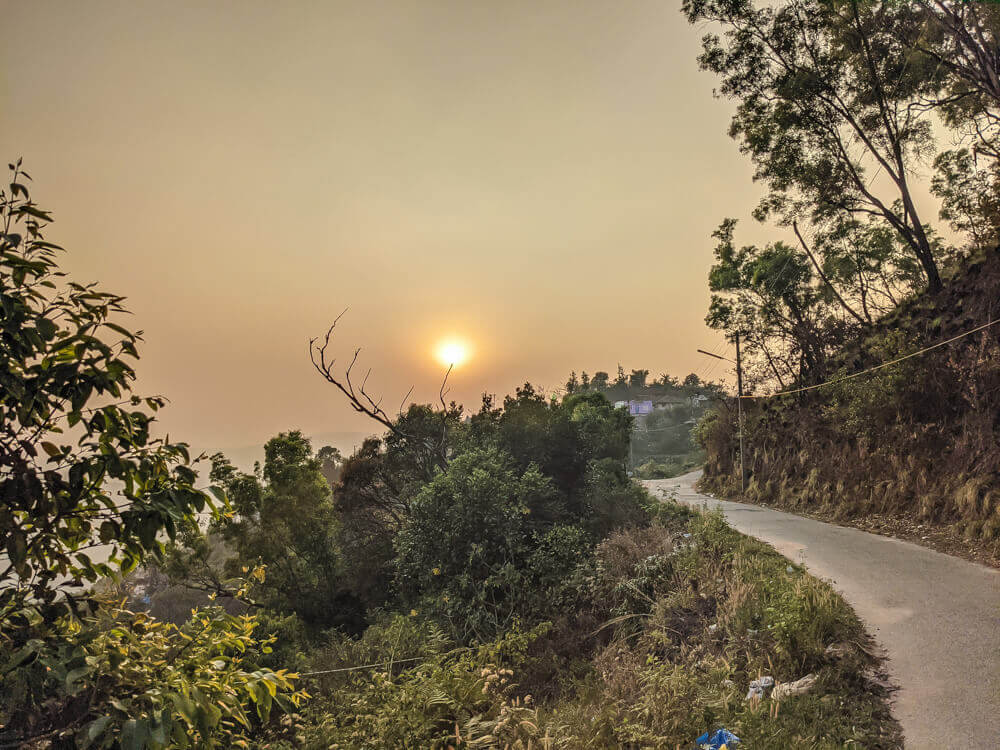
xmin=309 ymin=310 xmax=398 ymax=434
xmin=398 ymin=387 xmax=414 ymax=417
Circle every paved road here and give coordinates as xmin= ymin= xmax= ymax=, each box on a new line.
xmin=644 ymin=470 xmax=1000 ymax=749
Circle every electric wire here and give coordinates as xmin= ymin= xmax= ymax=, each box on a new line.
xmin=298 ymin=656 xmax=425 ymax=677
xmin=743 ymin=316 xmax=1000 ymax=399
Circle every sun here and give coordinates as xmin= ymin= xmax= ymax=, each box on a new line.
xmin=435 ymin=338 xmax=471 ymax=368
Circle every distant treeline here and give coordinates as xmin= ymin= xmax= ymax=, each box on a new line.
xmin=564 ymin=366 xmax=724 ymax=402
xmin=564 ymin=368 xmax=725 ymax=478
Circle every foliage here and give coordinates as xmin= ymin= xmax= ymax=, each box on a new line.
xmin=394 ymin=448 xmax=590 ymax=641
xmin=0 ymin=161 xmax=220 ymax=633
xmin=682 ymin=0 xmax=1000 ymax=394
xmin=0 ymin=161 xmax=303 ymax=748
xmin=683 ymin=0 xmax=946 ymax=292
xmin=164 ymin=432 xmax=365 ymax=633
xmin=699 ymin=248 xmax=1000 ymax=550
xmin=283 ymin=504 xmax=899 ymax=748
xmin=284 ymin=624 xmax=567 ymax=750
xmin=1 ymin=582 xmax=306 ymax=748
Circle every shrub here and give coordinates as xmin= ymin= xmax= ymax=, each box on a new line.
xmin=1 ymin=592 xmax=306 ymax=748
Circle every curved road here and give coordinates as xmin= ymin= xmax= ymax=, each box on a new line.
xmin=644 ymin=470 xmax=1000 ymax=749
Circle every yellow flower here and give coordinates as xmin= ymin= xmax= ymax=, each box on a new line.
xmin=409 ymin=609 xmax=418 ymax=617
xmin=432 ymin=567 xmax=441 ymax=576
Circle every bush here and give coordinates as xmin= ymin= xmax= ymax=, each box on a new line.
xmin=394 ymin=448 xmax=579 ymax=641
xmin=287 ymin=624 xmax=566 ymax=749
xmin=1 ymin=592 xmax=306 ymax=748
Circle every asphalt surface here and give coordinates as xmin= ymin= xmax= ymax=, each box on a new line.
xmin=643 ymin=470 xmax=1000 ymax=749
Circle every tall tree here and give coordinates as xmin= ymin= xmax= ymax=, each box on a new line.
xmin=684 ymin=0 xmax=945 ymax=291
xmin=0 ymin=161 xmax=219 ymax=627
xmin=220 ymin=432 xmax=363 ymax=631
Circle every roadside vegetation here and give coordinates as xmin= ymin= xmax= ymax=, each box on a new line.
xmin=687 ymin=0 xmax=1000 ymax=556
xmin=0 ymin=166 xmax=898 ymax=746
xmin=9 ymin=0 xmax=999 ymax=743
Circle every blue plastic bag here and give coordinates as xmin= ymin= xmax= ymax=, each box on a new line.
xmin=695 ymin=728 xmax=740 ymax=749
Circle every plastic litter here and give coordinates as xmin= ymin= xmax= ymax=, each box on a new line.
xmin=696 ymin=728 xmax=740 ymax=749
xmin=772 ymin=673 xmax=817 ymax=700
xmin=745 ymin=675 xmax=774 ymax=700
xmin=824 ymin=642 xmax=854 ymax=660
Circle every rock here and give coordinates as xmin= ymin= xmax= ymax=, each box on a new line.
xmin=772 ymin=673 xmax=818 ymax=700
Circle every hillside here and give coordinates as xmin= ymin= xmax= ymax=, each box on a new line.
xmin=698 ymin=250 xmax=1000 ymax=560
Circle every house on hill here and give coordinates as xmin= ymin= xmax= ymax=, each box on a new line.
xmin=653 ymin=395 xmax=687 ymax=411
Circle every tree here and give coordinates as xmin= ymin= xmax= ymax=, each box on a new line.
xmin=393 ymin=447 xmax=564 ymax=641
xmin=317 ymin=444 xmax=343 ymax=488
xmin=931 ymin=148 xmax=1000 ymax=254
xmin=684 ymin=0 xmax=946 ymax=291
xmin=628 ymin=369 xmax=649 ymax=390
xmin=565 ymin=371 xmax=580 ymax=394
xmin=706 ymin=219 xmax=835 ymax=385
xmin=218 ymin=432 xmax=363 ymax=632
xmin=590 ymin=371 xmax=610 ymax=390
xmin=0 ymin=161 xmax=220 ymax=627
xmin=897 ymin=1 xmax=1000 ymax=162
xmin=614 ymin=364 xmax=627 ymax=387
xmin=0 ymin=161 xmax=300 ymax=747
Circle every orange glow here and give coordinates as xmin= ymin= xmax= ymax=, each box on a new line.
xmin=435 ymin=338 xmax=472 ymax=368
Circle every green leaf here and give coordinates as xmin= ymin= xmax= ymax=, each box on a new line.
xmin=85 ymin=716 xmax=112 ymax=746
xmin=36 ymin=317 xmax=58 ymax=339
xmin=121 ymin=718 xmax=150 ymax=750
xmin=40 ymin=441 xmax=61 ymax=458
xmin=65 ymin=664 xmax=92 ymax=691
xmin=169 ymin=692 xmax=198 ymax=727
xmin=1 ymin=643 xmax=39 ymax=673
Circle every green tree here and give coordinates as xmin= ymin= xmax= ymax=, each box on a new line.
xmin=317 ymin=444 xmax=343 ymax=488
xmin=219 ymin=432 xmax=363 ymax=632
xmin=565 ymin=370 xmax=580 ymax=394
xmin=0 ymin=162 xmax=301 ymax=747
xmin=684 ymin=0 xmax=945 ymax=291
xmin=706 ymin=218 xmax=834 ymax=385
xmin=394 ymin=447 xmax=576 ymax=641
xmin=932 ymin=148 xmax=1000 ymax=255
xmin=628 ymin=369 xmax=649 ymax=390
xmin=0 ymin=160 xmax=220 ymax=627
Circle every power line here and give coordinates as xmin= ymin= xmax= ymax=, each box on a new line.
xmin=299 ymin=656 xmax=424 ymax=676
xmin=743 ymin=316 xmax=1000 ymax=399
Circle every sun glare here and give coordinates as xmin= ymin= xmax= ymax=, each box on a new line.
xmin=435 ymin=338 xmax=471 ymax=368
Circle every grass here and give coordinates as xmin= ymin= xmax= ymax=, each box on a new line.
xmin=267 ymin=493 xmax=901 ymax=748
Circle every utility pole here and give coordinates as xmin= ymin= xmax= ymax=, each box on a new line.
xmin=696 ymin=337 xmax=746 ymax=495
xmin=735 ymin=332 xmax=745 ymax=495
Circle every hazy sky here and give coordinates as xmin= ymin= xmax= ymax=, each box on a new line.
xmin=3 ymin=1 xmax=776 ymax=459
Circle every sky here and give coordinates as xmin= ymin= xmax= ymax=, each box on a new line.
xmin=2 ymin=1 xmax=778 ymax=463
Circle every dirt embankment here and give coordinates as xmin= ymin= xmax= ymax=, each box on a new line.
xmin=699 ymin=254 xmax=1000 ymax=564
